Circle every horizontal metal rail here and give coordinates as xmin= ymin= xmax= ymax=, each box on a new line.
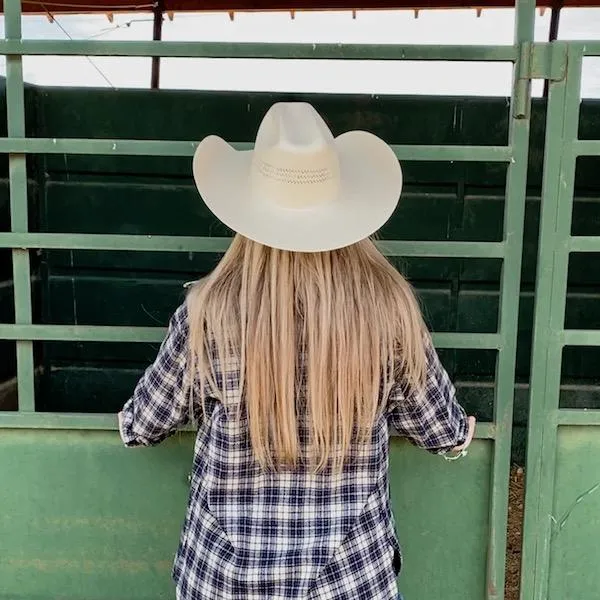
xmin=569 ymin=236 xmax=600 ymax=252
xmin=557 ymin=409 xmax=600 ymax=426
xmin=573 ymin=140 xmax=600 ymax=157
xmin=0 ymin=138 xmax=513 ymax=162
xmin=0 ymin=233 xmax=506 ymax=259
xmin=576 ymin=41 xmax=600 ymax=56
xmin=0 ymin=324 xmax=502 ymax=349
xmin=0 ymin=40 xmax=518 ymax=61
xmin=0 ymin=411 xmax=497 ymax=438
xmin=561 ymin=330 xmax=600 ymax=347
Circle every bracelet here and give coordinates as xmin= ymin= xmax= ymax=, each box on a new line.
xmin=442 ymin=448 xmax=468 ymax=462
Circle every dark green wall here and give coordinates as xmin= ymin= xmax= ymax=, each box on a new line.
xmin=1 ymin=84 xmax=599 ymax=462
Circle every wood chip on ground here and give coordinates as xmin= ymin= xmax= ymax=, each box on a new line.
xmin=505 ymin=465 xmax=524 ymax=600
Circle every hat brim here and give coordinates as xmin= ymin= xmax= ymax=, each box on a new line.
xmin=192 ymin=131 xmax=402 ymax=253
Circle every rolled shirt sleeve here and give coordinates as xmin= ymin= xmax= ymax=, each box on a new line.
xmin=387 ymin=339 xmax=468 ymax=454
xmin=118 ymin=302 xmax=193 ymax=447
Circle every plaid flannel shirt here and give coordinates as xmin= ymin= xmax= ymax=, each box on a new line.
xmin=119 ymin=302 xmax=468 ymax=600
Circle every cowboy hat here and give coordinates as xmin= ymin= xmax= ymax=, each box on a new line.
xmin=192 ymin=102 xmax=402 ymax=253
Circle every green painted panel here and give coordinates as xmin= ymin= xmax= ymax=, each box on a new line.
xmin=43 ymin=181 xmax=227 ymax=238
xmin=0 ymin=429 xmax=191 ymax=600
xmin=44 ymin=248 xmax=224 ymax=275
xmin=390 ymin=257 xmax=460 ymax=284
xmin=561 ymin=347 xmax=600 ymax=390
xmin=0 ymin=183 xmax=10 ymax=280
xmin=0 ymin=282 xmax=16 ymax=382
xmin=0 ymin=339 xmax=15 ymax=384
xmin=44 ymin=277 xmax=451 ymax=330
xmin=460 ymin=196 xmax=541 ymax=284
xmin=570 ymin=198 xmax=600 ymax=241
xmin=548 ymin=427 xmax=600 ymax=600
xmin=38 ymin=91 xmax=467 ymax=182
xmin=558 ymin=380 xmax=600 ymax=409
xmin=41 ymin=342 xmax=161 ymax=374
xmin=43 ymin=180 xmax=462 ymax=249
xmin=461 ymin=193 xmax=504 ymax=244
xmin=457 ymin=288 xmax=499 ymax=333
xmin=0 ymin=430 xmax=490 ymax=600
xmin=0 ymin=278 xmax=42 ymax=384
xmin=39 ymin=366 xmax=142 ymax=413
xmin=456 ymin=290 xmax=535 ymax=378
xmin=389 ymin=437 xmax=492 ymax=599
xmin=578 ymin=100 xmax=600 ymax=140
xmin=565 ymin=292 xmax=600 ymax=329
xmin=40 ymin=364 xmax=503 ymax=419
xmin=45 ymin=277 xmax=189 ymax=327
xmin=567 ymin=253 xmax=600 ymax=286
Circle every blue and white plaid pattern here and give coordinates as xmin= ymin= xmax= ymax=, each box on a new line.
xmin=120 ymin=303 xmax=468 ymax=600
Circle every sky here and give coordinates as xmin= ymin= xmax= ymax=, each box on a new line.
xmin=0 ymin=7 xmax=599 ymax=97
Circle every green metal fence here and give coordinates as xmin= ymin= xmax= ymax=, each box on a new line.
xmin=0 ymin=1 xmax=591 ymax=598
xmin=521 ymin=41 xmax=600 ymax=600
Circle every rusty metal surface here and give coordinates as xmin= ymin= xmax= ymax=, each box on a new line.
xmin=4 ymin=0 xmax=600 ymax=15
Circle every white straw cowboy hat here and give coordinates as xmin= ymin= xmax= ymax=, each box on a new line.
xmin=192 ymin=102 xmax=402 ymax=253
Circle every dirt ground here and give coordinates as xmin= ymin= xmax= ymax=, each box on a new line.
xmin=505 ymin=466 xmax=525 ymax=600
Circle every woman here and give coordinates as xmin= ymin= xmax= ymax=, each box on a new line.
xmin=119 ymin=102 xmax=475 ymax=600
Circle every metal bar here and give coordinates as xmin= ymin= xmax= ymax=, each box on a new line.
xmin=561 ymin=330 xmax=600 ymax=347
xmin=376 ymin=240 xmax=505 ymax=258
xmin=520 ymin=62 xmax=570 ymax=600
xmin=0 ymin=410 xmax=496 ymax=438
xmin=575 ymin=41 xmax=600 ymax=56
xmin=0 ymin=233 xmax=506 ymax=258
xmin=0 ymin=233 xmax=232 ymax=253
xmin=557 ymin=409 xmax=600 ymax=426
xmin=485 ymin=3 xmax=535 ymax=599
xmin=548 ymin=7 xmax=561 ymax=43
xmin=0 ymin=324 xmax=501 ymax=349
xmin=150 ymin=0 xmax=164 ymax=89
xmin=520 ymin=46 xmax=582 ymax=600
xmin=573 ymin=140 xmax=600 ymax=156
xmin=543 ymin=6 xmax=561 ymax=97
xmin=569 ymin=236 xmax=600 ymax=252
xmin=0 ymin=138 xmax=513 ymax=162
xmin=5 ymin=0 xmax=35 ymax=413
xmin=0 ymin=39 xmax=518 ymax=61
xmin=432 ymin=332 xmax=501 ymax=349
xmin=0 ymin=412 xmax=121 ymax=430
xmin=0 ymin=324 xmax=167 ymax=343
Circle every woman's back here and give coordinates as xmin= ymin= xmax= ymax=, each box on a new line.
xmin=118 ymin=103 xmax=473 ymax=600
xmin=175 ymin=295 xmax=398 ymax=598
xmin=119 ymin=240 xmax=468 ymax=599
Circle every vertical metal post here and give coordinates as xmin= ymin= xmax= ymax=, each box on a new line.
xmin=520 ymin=45 xmax=581 ymax=600
xmin=5 ymin=0 xmax=35 ymax=412
xmin=151 ymin=0 xmax=164 ymax=89
xmin=486 ymin=1 xmax=535 ymax=598
xmin=543 ymin=5 xmax=562 ymax=97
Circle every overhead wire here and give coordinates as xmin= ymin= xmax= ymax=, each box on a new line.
xmin=23 ymin=1 xmax=155 ymax=10
xmin=40 ymin=1 xmax=117 ymax=88
xmin=86 ymin=18 xmax=154 ymax=40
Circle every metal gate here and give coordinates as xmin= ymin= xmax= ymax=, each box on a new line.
xmin=0 ymin=1 xmax=572 ymax=598
xmin=521 ymin=41 xmax=600 ymax=600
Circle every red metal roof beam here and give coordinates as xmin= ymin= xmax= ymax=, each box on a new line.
xmin=4 ymin=0 xmax=600 ymax=14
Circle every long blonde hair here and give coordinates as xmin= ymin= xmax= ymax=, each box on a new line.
xmin=186 ymin=235 xmax=427 ymax=471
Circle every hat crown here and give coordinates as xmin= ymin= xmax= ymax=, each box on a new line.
xmin=251 ymin=103 xmax=340 ymax=209
xmin=255 ymin=102 xmax=334 ymax=153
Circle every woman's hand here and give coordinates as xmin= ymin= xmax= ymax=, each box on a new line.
xmin=452 ymin=416 xmax=476 ymax=453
